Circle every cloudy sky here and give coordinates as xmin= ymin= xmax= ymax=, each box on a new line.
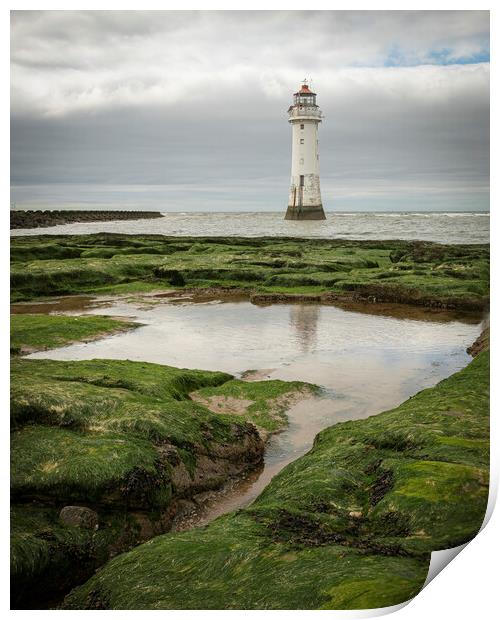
xmin=10 ymin=10 xmax=490 ymax=212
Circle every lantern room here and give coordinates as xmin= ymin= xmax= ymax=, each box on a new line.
xmin=293 ymin=83 xmax=317 ymax=107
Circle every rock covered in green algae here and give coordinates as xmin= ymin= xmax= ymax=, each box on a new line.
xmin=62 ymin=349 xmax=489 ymax=610
xmin=10 ymin=357 xmax=266 ymax=506
xmin=10 ymin=314 xmax=138 ymax=355
xmin=10 ymin=355 xmax=314 ymax=608
xmin=191 ymin=378 xmax=318 ymax=436
xmin=10 ymin=235 xmax=489 ymax=310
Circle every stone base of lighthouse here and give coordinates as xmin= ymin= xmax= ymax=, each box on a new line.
xmin=286 ymin=174 xmax=326 ymax=220
xmin=285 ymin=204 xmax=326 ymax=220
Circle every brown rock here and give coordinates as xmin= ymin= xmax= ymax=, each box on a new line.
xmin=467 ymin=325 xmax=490 ymax=357
xmin=59 ymin=505 xmax=99 ymax=530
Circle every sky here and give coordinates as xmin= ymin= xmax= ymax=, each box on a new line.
xmin=10 ymin=10 xmax=490 ymax=212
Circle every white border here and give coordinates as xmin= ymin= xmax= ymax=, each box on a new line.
xmin=4 ymin=2 xmax=495 ymax=617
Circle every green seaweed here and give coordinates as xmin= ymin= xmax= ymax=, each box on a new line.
xmin=193 ymin=378 xmax=319 ymax=432
xmin=11 ymin=235 xmax=489 ymax=310
xmin=63 ymin=349 xmax=489 ymax=610
xmin=10 ymin=355 xmax=314 ymax=607
xmin=10 ymin=314 xmax=138 ymax=354
xmin=9 ymin=234 xmax=490 ymax=609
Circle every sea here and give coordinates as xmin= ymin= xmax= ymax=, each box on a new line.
xmin=10 ymin=211 xmax=489 ymax=245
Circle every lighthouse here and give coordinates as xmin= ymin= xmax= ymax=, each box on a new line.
xmin=285 ymin=82 xmax=326 ymax=220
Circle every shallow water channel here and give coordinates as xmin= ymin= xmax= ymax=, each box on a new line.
xmin=19 ymin=295 xmax=483 ymax=528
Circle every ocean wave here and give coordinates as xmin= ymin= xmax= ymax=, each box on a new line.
xmin=11 ymin=211 xmax=490 ymax=244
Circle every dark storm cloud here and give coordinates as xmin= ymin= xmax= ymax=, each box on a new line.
xmin=10 ymin=10 xmax=489 ymax=211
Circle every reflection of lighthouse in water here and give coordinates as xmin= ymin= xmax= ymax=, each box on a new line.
xmin=289 ymin=304 xmax=321 ymax=353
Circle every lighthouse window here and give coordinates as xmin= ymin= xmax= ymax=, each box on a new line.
xmin=300 ymin=138 xmax=304 ymax=144
xmin=299 ymin=175 xmax=305 ymax=187
xmin=300 ymin=124 xmax=304 ymax=130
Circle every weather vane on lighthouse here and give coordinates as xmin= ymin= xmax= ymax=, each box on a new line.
xmin=285 ymin=81 xmax=326 ymax=220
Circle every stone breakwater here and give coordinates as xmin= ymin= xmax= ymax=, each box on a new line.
xmin=11 ymin=210 xmax=164 ymax=230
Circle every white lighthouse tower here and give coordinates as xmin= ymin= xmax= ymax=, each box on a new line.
xmin=285 ymin=81 xmax=326 ymax=220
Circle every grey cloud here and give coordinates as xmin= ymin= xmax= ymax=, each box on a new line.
xmin=10 ymin=11 xmax=489 ymax=212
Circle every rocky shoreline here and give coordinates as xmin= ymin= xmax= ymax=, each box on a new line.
xmin=10 ymin=236 xmax=489 ymax=315
xmin=62 ymin=332 xmax=489 ymax=610
xmin=250 ymin=289 xmax=488 ymax=311
xmin=10 ymin=333 xmax=314 ymax=609
xmin=9 ymin=234 xmax=490 ymax=610
xmin=11 ymin=210 xmax=163 ymax=230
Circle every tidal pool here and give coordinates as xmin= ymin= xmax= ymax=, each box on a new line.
xmin=23 ymin=297 xmax=483 ymax=526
